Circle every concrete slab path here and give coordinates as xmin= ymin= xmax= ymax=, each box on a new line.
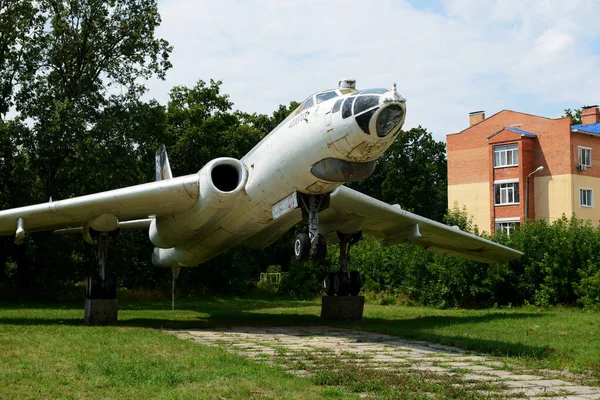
xmin=167 ymin=326 xmax=600 ymax=399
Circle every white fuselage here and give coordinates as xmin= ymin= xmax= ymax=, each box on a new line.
xmin=152 ymin=85 xmax=407 ymax=267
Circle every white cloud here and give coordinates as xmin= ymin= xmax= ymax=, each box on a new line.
xmin=145 ymin=0 xmax=600 ymax=142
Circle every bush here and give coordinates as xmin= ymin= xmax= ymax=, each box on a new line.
xmin=278 ymin=257 xmax=330 ymax=299
xmin=322 ymin=213 xmax=600 ymax=309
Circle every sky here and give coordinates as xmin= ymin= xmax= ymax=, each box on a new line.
xmin=144 ymin=0 xmax=600 ymax=142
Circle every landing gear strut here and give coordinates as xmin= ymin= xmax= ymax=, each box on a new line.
xmin=323 ymin=232 xmax=362 ymax=296
xmin=294 ymin=193 xmax=329 ymax=263
xmin=86 ymin=230 xmax=119 ymax=300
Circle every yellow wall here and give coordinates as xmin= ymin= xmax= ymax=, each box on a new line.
xmin=571 ymin=175 xmax=600 ymax=224
xmin=535 ymin=174 xmax=600 ymax=225
xmin=534 ymin=175 xmax=573 ymax=223
xmin=450 ymin=175 xmax=600 ymax=230
xmin=448 ymin=182 xmax=491 ymax=233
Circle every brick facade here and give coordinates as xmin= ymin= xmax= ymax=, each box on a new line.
xmin=447 ymin=108 xmax=600 ymax=234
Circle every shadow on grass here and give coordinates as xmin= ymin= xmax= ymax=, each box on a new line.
xmin=0 ymin=297 xmax=315 ymax=311
xmin=0 ymin=298 xmax=552 ymax=360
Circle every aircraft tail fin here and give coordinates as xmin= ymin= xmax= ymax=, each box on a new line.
xmin=155 ymin=145 xmax=173 ymax=181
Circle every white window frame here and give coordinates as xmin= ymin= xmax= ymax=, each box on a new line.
xmin=580 ymin=188 xmax=593 ymax=208
xmin=578 ymin=146 xmax=592 ymax=168
xmin=494 ymin=179 xmax=520 ymax=206
xmin=495 ymin=218 xmax=520 ymax=236
xmin=493 ymin=144 xmax=519 ymax=168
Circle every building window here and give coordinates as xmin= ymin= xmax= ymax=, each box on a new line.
xmin=578 ymin=147 xmax=592 ymax=169
xmin=580 ymin=188 xmax=593 ymax=207
xmin=493 ymin=144 xmax=518 ymax=168
xmin=495 ymin=219 xmax=520 ymax=236
xmin=494 ymin=181 xmax=520 ymax=205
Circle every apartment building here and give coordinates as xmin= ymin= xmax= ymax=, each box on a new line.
xmin=447 ymin=106 xmax=600 ymax=234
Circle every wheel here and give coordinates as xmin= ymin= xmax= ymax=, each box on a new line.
xmin=323 ymin=272 xmax=336 ymax=296
xmin=313 ymin=234 xmax=327 ymax=263
xmin=349 ymin=271 xmax=362 ymax=296
xmin=334 ymin=271 xmax=350 ymax=296
xmin=103 ymin=272 xmax=117 ymax=299
xmin=86 ymin=273 xmax=102 ymax=299
xmin=294 ymin=233 xmax=310 ymax=261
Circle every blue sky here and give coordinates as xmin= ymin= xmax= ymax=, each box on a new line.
xmin=145 ymin=0 xmax=600 ymax=142
xmin=406 ymin=0 xmax=445 ymax=13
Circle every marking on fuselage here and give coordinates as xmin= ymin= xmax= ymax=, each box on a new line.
xmin=272 ymin=192 xmax=299 ymax=220
xmin=288 ymin=111 xmax=310 ymax=128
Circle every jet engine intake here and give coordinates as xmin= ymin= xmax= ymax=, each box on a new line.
xmin=149 ymin=158 xmax=248 ymax=249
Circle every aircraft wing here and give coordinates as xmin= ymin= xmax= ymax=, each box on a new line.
xmin=318 ymin=186 xmax=522 ymax=264
xmin=0 ymin=175 xmax=199 ymax=237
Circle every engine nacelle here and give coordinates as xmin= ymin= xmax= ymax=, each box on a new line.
xmin=149 ymin=158 xmax=248 ymax=249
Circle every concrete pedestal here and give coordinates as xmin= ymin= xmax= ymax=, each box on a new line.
xmin=320 ymin=296 xmax=364 ymax=321
xmin=84 ymin=299 xmax=118 ymax=325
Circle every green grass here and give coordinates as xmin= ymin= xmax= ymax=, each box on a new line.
xmin=0 ymin=303 xmax=351 ymax=399
xmin=1 ymin=297 xmax=599 ymax=398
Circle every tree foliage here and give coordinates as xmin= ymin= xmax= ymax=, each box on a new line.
xmin=351 ymin=126 xmax=447 ymax=222
xmin=562 ymin=107 xmax=590 ymax=125
xmin=166 ymin=79 xmax=259 ymax=174
xmin=0 ymin=0 xmax=43 ymax=120
xmin=443 ymin=202 xmax=479 ymax=234
xmin=0 ymin=0 xmax=173 ymax=296
xmin=16 ymin=0 xmax=172 ymax=199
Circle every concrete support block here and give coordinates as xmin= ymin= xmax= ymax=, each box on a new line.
xmin=320 ymin=296 xmax=364 ymax=321
xmin=84 ymin=299 xmax=118 ymax=325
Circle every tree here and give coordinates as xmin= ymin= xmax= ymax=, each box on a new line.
xmin=0 ymin=0 xmax=172 ymax=295
xmin=0 ymin=120 xmax=38 ymax=296
xmin=351 ymin=126 xmax=448 ymax=222
xmin=16 ymin=0 xmax=172 ymax=200
xmin=563 ymin=108 xmax=582 ymax=125
xmin=239 ymin=101 xmax=301 ymax=136
xmin=166 ymin=79 xmax=269 ymax=174
xmin=0 ymin=0 xmax=43 ymax=121
xmin=443 ymin=202 xmax=479 ymax=234
xmin=563 ymin=107 xmax=593 ymax=125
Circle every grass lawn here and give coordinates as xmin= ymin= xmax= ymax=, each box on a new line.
xmin=1 ymin=296 xmax=599 ymax=398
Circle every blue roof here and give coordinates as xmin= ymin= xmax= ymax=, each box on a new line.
xmin=505 ymin=127 xmax=537 ymax=137
xmin=485 ymin=126 xmax=538 ymax=141
xmin=572 ymin=122 xmax=600 ymax=135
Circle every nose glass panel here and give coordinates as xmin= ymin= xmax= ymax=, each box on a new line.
xmin=360 ymin=88 xmax=389 ymax=95
xmin=341 ymin=96 xmax=356 ymax=119
xmin=376 ymin=104 xmax=404 ymax=137
xmin=355 ymin=108 xmax=377 ymax=134
xmin=353 ymin=95 xmax=380 ymax=115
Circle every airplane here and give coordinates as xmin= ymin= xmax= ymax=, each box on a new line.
xmin=0 ymin=79 xmax=522 ymax=304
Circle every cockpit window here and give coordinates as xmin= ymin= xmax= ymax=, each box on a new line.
xmin=301 ymin=97 xmax=314 ymax=111
xmin=332 ymin=99 xmax=343 ymax=113
xmin=316 ymin=91 xmax=339 ymax=104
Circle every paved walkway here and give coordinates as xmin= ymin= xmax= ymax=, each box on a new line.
xmin=168 ymin=326 xmax=600 ymax=399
